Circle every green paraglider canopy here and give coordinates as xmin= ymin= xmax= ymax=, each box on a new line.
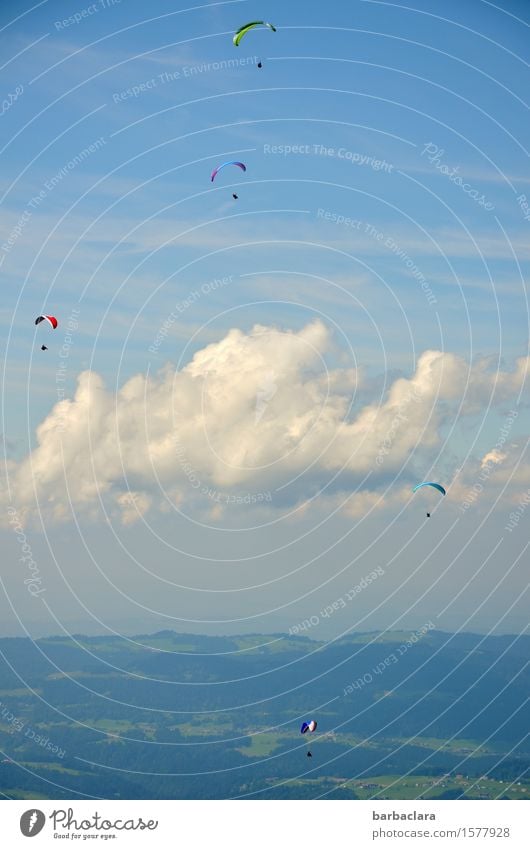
xmin=233 ymin=21 xmax=276 ymax=47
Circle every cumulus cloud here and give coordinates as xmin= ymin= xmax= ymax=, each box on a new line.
xmin=116 ymin=491 xmax=153 ymax=526
xmin=448 ymin=426 xmax=529 ymax=512
xmin=481 ymin=449 xmax=506 ymax=469
xmin=1 ymin=320 xmax=528 ymax=525
xmin=340 ymin=486 xmax=411 ymax=519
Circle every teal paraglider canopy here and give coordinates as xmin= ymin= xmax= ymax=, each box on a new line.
xmin=412 ymin=482 xmax=446 ymax=496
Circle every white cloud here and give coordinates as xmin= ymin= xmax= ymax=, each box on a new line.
xmin=481 ymin=449 xmax=506 ymax=469
xmin=340 ymin=486 xmax=410 ymax=519
xmin=2 ymin=320 xmax=528 ymax=525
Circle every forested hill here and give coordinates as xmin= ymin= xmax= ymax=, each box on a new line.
xmin=0 ymin=630 xmax=528 ymax=800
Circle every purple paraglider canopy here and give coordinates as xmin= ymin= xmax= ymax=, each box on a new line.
xmin=210 ymin=161 xmax=246 ymax=182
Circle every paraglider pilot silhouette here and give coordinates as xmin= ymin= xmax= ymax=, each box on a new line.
xmin=301 ymin=720 xmax=317 ymax=758
xmin=413 ymin=482 xmax=446 ymax=518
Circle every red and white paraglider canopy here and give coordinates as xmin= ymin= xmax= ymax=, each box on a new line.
xmin=35 ymin=315 xmax=58 ymax=329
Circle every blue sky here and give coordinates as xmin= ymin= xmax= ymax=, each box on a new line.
xmin=0 ymin=0 xmax=529 ymax=638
